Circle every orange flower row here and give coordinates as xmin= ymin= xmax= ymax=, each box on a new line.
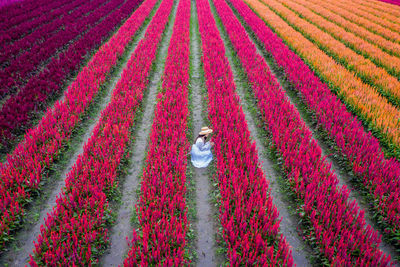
xmin=342 ymin=0 xmax=400 ymax=24
xmin=264 ymin=0 xmax=400 ymax=105
xmin=307 ymin=0 xmax=400 ymax=45
xmin=354 ymin=0 xmax=400 ymax=18
xmin=244 ymin=0 xmax=400 ymax=152
xmin=289 ymin=0 xmax=400 ymax=58
xmin=326 ymin=0 xmax=400 ymax=34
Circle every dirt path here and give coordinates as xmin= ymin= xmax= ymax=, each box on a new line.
xmin=0 ymin=3 xmax=160 ymax=265
xmin=225 ymin=1 xmax=398 ymax=261
xmin=189 ymin=2 xmax=217 ymax=266
xmin=207 ymin=0 xmax=313 ymax=265
xmin=100 ymin=1 xmax=180 ymax=266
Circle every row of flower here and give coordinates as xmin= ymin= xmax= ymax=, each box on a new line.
xmin=289 ymin=0 xmax=400 ymax=60
xmin=124 ymin=0 xmax=191 ymax=264
xmin=196 ymin=0 xmax=293 ymax=264
xmin=29 ymin=0 xmax=175 ymax=263
xmin=233 ymin=0 xmax=400 ymax=255
xmin=245 ymin=0 xmax=400 ymax=159
xmin=0 ymin=0 xmax=142 ymax=149
xmin=328 ymin=0 xmax=400 ymax=35
xmin=309 ymin=0 xmax=400 ymax=45
xmin=0 ymin=0 xmax=155 ymax=252
xmin=215 ymin=0 xmax=393 ymax=264
xmin=265 ymin=0 xmax=400 ymax=110
xmin=0 ymin=0 xmax=98 ymax=70
xmin=0 ymin=0 xmax=109 ymax=96
xmin=357 ymin=0 xmax=400 ymax=17
xmin=278 ymin=0 xmax=400 ymax=80
xmin=0 ymin=0 xmax=70 ymax=44
xmin=0 ymin=0 xmax=22 ymax=8
xmin=379 ymin=0 xmax=400 ymax=6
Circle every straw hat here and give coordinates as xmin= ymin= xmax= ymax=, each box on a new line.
xmin=199 ymin=127 xmax=213 ymax=135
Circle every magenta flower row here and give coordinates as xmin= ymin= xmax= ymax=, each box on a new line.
xmin=0 ymin=0 xmax=142 ymax=147
xmin=196 ymin=0 xmax=293 ymax=264
xmin=29 ymin=0 xmax=174 ymax=264
xmin=0 ymin=0 xmax=116 ymax=96
xmin=221 ymin=0 xmax=393 ymax=264
xmin=0 ymin=0 xmax=80 ymax=56
xmin=0 ymin=0 xmax=23 ymax=8
xmin=230 ymin=0 xmax=400 ymax=245
xmin=0 ymin=0 xmax=156 ymax=252
xmin=0 ymin=0 xmax=71 ymax=43
xmin=124 ymin=0 xmax=191 ymax=264
xmin=0 ymin=0 xmax=103 ymax=76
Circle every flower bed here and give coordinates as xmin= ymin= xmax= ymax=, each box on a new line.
xmin=124 ymin=0 xmax=191 ymax=264
xmin=0 ymin=0 xmax=156 ymax=251
xmin=29 ymin=0 xmax=175 ymax=264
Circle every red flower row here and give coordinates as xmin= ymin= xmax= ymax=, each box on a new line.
xmin=124 ymin=0 xmax=191 ymax=264
xmin=230 ymin=0 xmax=400 ymax=251
xmin=219 ymin=0 xmax=392 ymax=264
xmin=196 ymin=0 xmax=293 ymax=264
xmin=29 ymin=0 xmax=175 ymax=264
xmin=0 ymin=0 xmax=156 ymax=252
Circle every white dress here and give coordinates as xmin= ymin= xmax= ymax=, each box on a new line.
xmin=190 ymin=138 xmax=213 ymax=168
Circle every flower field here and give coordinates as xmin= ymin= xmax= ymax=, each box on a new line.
xmin=1 ymin=0 xmax=400 ymax=265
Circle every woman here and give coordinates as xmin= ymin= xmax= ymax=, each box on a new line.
xmin=191 ymin=126 xmax=214 ymax=168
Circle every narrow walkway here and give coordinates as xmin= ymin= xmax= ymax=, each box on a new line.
xmin=208 ymin=0 xmax=313 ymax=265
xmin=0 ymin=3 xmax=160 ymax=265
xmin=100 ymin=1 xmax=179 ymax=265
xmin=226 ymin=1 xmax=398 ymax=260
xmin=190 ymin=1 xmax=217 ymax=265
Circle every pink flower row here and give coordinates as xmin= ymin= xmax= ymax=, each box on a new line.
xmin=29 ymin=0 xmax=174 ymax=264
xmin=0 ymin=0 xmax=141 ymax=148
xmin=196 ymin=0 xmax=293 ymax=265
xmin=0 ymin=0 xmax=23 ymax=8
xmin=124 ymin=0 xmax=191 ymax=264
xmin=0 ymin=0 xmax=71 ymax=43
xmin=0 ymin=0 xmax=115 ymax=95
xmin=230 ymin=0 xmax=400 ymax=247
xmin=217 ymin=0 xmax=393 ymax=264
xmin=0 ymin=0 xmax=100 ymax=74
xmin=0 ymin=0 xmax=157 ymax=251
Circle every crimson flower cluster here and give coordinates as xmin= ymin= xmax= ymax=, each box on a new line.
xmin=220 ymin=0 xmax=393 ymax=264
xmin=0 ymin=0 xmax=143 ymax=146
xmin=0 ymin=0 xmax=86 ymax=65
xmin=124 ymin=0 xmax=191 ymax=264
xmin=0 ymin=0 xmax=156 ymax=252
xmin=0 ymin=0 xmax=71 ymax=44
xmin=196 ymin=0 xmax=293 ymax=264
xmin=231 ymin=0 xmax=400 ymax=249
xmin=29 ymin=0 xmax=173 ymax=263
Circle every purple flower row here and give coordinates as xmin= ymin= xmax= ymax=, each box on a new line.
xmin=124 ymin=0 xmax=191 ymax=264
xmin=0 ymin=0 xmax=115 ymax=98
xmin=0 ymin=0 xmax=150 ymax=252
xmin=0 ymin=0 xmax=140 ymax=148
xmin=0 ymin=0 xmax=23 ymax=8
xmin=0 ymin=0 xmax=94 ymax=65
xmin=196 ymin=0 xmax=294 ymax=264
xmin=0 ymin=0 xmax=71 ymax=43
xmin=230 ymin=0 xmax=400 ymax=249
